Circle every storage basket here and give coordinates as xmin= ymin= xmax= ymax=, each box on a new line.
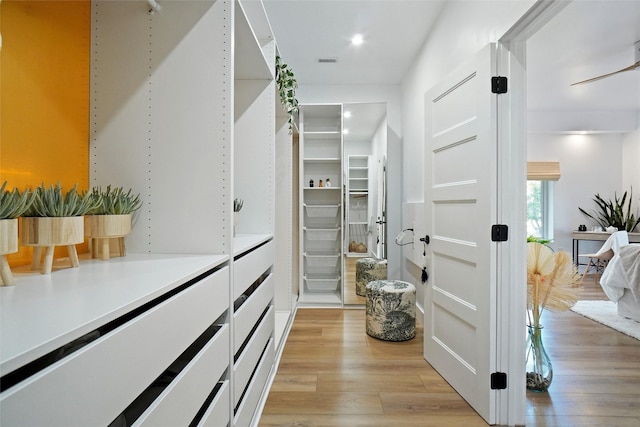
xmin=304 ymin=275 xmax=341 ymax=292
xmin=303 ymin=227 xmax=340 ymax=241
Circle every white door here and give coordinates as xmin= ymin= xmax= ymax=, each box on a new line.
xmin=423 ymin=43 xmax=499 ymax=423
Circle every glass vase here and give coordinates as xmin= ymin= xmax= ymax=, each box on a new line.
xmin=526 ymin=325 xmax=553 ymax=392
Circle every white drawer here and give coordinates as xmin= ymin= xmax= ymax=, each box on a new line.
xmin=134 ymin=324 xmax=229 ymax=426
xmin=0 ymin=266 xmax=229 ymax=427
xmin=198 ymin=380 xmax=230 ymax=427
xmin=233 ymin=240 xmax=274 ymax=300
xmin=233 ymin=306 xmax=274 ymax=405
xmin=233 ymin=338 xmax=274 ymax=427
xmin=233 ymin=274 xmax=274 ymax=353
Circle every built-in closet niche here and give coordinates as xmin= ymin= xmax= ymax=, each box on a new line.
xmin=91 ymin=0 xmax=231 ymax=254
xmin=342 ymin=103 xmax=388 ymax=261
xmin=233 ymin=0 xmax=275 ymax=239
xmin=299 ymin=104 xmax=344 ymax=306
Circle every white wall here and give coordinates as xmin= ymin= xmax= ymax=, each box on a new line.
xmin=527 ymin=133 xmax=624 ymax=254
xmin=399 ymin=0 xmax=535 ymax=294
xmin=622 ymin=128 xmax=640 ymax=214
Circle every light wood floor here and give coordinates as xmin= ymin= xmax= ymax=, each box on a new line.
xmin=343 ymin=256 xmax=365 ymax=306
xmin=260 ymin=275 xmax=640 ymax=426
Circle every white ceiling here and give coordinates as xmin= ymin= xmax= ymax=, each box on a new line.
xmin=263 ymin=0 xmax=446 ymax=85
xmin=526 ymin=0 xmax=640 ymax=114
xmin=263 ymin=0 xmax=640 ymax=132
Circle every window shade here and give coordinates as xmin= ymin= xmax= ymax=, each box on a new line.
xmin=527 ymin=162 xmax=560 ymax=181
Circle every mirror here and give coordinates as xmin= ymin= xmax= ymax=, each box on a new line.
xmin=342 ymin=102 xmax=388 ymax=305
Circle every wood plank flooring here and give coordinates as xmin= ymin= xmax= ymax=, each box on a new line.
xmin=343 ymin=256 xmax=366 ymax=306
xmin=260 ymin=275 xmax=640 ymax=426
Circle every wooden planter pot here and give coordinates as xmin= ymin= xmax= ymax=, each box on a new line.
xmin=85 ymin=214 xmax=132 ymax=260
xmin=21 ymin=216 xmax=84 ymax=274
xmin=1 ymin=218 xmax=19 ymax=286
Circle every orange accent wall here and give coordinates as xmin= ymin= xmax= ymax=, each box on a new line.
xmin=1 ymin=0 xmax=91 ymax=266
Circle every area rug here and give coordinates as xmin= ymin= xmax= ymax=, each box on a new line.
xmin=571 ymin=300 xmax=640 ymax=341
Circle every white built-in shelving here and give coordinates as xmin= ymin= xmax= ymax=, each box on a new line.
xmin=299 ymin=104 xmax=343 ymax=305
xmin=0 ymin=1 xmax=284 ymax=426
xmin=346 ymin=155 xmax=371 ymax=256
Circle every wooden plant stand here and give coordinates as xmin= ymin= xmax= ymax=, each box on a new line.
xmin=0 ymin=219 xmax=19 ymax=286
xmin=21 ymin=217 xmax=84 ymax=274
xmin=85 ymin=214 xmax=131 ymax=260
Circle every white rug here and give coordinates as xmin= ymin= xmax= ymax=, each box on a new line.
xmin=571 ymin=300 xmax=640 ymax=341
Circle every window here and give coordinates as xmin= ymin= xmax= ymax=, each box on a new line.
xmin=527 ymin=180 xmax=554 ymax=241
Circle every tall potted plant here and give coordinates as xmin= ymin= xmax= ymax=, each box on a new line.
xmin=1 ymin=182 xmax=34 ymax=285
xmin=85 ymin=185 xmax=142 ymax=260
xmin=21 ymin=183 xmax=99 ymax=274
xmin=579 ymin=188 xmax=640 ymax=232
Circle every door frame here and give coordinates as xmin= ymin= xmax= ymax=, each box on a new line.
xmin=495 ymin=1 xmax=571 ymax=424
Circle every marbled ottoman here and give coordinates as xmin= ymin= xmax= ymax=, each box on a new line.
xmin=355 ymin=257 xmax=387 ymax=296
xmin=365 ymin=280 xmax=416 ymax=341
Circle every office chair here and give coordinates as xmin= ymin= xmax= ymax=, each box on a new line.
xmin=579 ymin=230 xmax=629 ymax=285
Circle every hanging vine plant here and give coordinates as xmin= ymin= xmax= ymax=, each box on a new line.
xmin=275 ymin=55 xmax=299 ymax=133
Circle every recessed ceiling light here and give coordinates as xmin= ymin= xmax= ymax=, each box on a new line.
xmin=344 ymin=111 xmax=352 ymax=118
xmin=343 ymin=129 xmax=349 ymax=135
xmin=351 ymin=34 xmax=363 ymax=46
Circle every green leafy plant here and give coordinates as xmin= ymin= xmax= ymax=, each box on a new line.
xmin=578 ymin=188 xmax=640 ymax=232
xmin=527 ymin=235 xmax=551 ymax=245
xmin=275 ymin=55 xmax=299 ymax=134
xmin=0 ymin=181 xmax=34 ymax=219
xmin=24 ymin=183 xmax=100 ymax=217
xmin=88 ymin=185 xmax=142 ymax=215
xmin=234 ymin=198 xmax=244 ymax=213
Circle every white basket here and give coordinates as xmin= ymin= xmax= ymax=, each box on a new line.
xmin=304 ymin=275 xmax=341 ymax=292
xmin=304 ymin=227 xmax=340 ymax=241
xmin=304 ymin=251 xmax=340 ymax=267
xmin=304 ymin=204 xmax=340 ymax=218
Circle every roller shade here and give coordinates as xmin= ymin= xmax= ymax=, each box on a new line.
xmin=527 ymin=162 xmax=560 ymax=181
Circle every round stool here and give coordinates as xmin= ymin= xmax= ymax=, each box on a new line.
xmin=366 ymin=280 xmax=416 ymax=341
xmin=355 ymin=257 xmax=387 ymax=296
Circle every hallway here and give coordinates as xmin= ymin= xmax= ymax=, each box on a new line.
xmin=260 ymin=278 xmax=640 ymax=426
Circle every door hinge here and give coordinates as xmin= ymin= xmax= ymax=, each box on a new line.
xmin=491 ymin=372 xmax=507 ymax=390
xmin=491 ymin=76 xmax=508 ymax=94
xmin=491 ymin=224 xmax=509 ymax=242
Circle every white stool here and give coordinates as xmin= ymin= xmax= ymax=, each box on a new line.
xmin=366 ymin=280 xmax=416 ymax=341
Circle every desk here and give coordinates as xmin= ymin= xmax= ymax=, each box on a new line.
xmin=572 ymin=231 xmax=640 ymax=265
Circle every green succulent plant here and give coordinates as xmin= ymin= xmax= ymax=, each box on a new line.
xmin=24 ymin=183 xmax=100 ymax=217
xmin=0 ymin=181 xmax=34 ymax=219
xmin=234 ymin=198 xmax=244 ymax=213
xmin=275 ymin=55 xmax=299 ymax=134
xmin=578 ymin=188 xmax=640 ymax=232
xmin=87 ymin=185 xmax=142 ymax=215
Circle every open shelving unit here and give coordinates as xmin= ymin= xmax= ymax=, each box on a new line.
xmin=346 ymin=155 xmax=371 ymax=256
xmin=1 ymin=2 xmax=286 ymax=426
xmin=299 ymin=104 xmax=343 ymax=306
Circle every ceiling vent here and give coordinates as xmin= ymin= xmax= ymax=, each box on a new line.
xmin=317 ymin=57 xmax=338 ymax=64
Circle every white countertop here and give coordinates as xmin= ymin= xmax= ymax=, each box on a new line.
xmin=0 ymin=253 xmax=228 ymax=376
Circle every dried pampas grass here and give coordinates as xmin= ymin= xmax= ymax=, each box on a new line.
xmin=527 ymin=242 xmax=582 ymax=327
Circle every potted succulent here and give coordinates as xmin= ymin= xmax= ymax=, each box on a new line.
xmin=1 ymin=182 xmax=34 ymax=285
xmin=234 ymin=198 xmax=243 ymax=237
xmin=21 ymin=183 xmax=99 ymax=274
xmin=85 ymin=186 xmax=142 ymax=260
